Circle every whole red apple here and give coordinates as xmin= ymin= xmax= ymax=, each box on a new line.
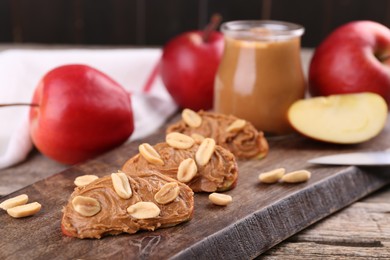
xmin=29 ymin=64 xmax=134 ymax=164
xmin=160 ymin=30 xmax=224 ymax=111
xmin=309 ymin=20 xmax=390 ymax=106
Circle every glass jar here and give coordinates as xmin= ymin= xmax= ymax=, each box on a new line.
xmin=214 ymin=20 xmax=306 ymax=134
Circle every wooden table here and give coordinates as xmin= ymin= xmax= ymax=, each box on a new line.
xmin=0 ymin=46 xmax=389 ymax=258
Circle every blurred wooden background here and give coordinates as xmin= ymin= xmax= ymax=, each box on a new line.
xmin=0 ymin=0 xmax=390 ymax=47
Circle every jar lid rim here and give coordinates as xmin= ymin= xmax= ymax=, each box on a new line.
xmin=221 ymin=20 xmax=304 ymax=40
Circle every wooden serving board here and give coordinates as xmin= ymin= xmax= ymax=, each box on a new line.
xmin=1 ymin=116 xmax=390 ymax=259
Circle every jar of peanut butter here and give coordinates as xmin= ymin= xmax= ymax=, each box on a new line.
xmin=214 ymin=20 xmax=306 ymax=134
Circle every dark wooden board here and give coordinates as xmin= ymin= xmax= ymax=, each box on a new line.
xmin=1 ymin=116 xmax=390 ymax=259
xmin=262 ymin=186 xmax=390 ymax=258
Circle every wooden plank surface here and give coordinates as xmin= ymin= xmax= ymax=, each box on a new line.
xmin=262 ymin=187 xmax=390 ymax=259
xmin=1 ymin=115 xmax=390 ymax=259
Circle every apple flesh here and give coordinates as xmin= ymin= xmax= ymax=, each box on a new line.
xmin=29 ymin=64 xmax=134 ymax=164
xmin=287 ymin=93 xmax=388 ymax=144
xmin=160 ymin=30 xmax=224 ymax=111
xmin=309 ymin=21 xmax=390 ymax=107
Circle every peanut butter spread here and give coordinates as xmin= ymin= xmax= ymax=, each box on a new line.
xmin=167 ymin=110 xmax=269 ymax=159
xmin=61 ymin=170 xmax=194 ymax=239
xmin=122 ymin=142 xmax=238 ymax=192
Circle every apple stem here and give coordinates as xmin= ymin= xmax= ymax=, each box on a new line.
xmin=202 ymin=13 xmax=222 ymax=43
xmin=379 ymin=54 xmax=390 ymax=63
xmin=142 ymin=60 xmax=161 ymax=93
xmin=0 ymin=103 xmax=39 ymax=107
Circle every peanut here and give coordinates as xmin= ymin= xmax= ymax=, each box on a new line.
xmin=0 ymin=194 xmax=28 ymax=210
xmin=226 ymin=119 xmax=246 ymax=133
xmin=154 ymin=182 xmax=180 ymax=204
xmin=195 ymin=138 xmax=216 ymax=166
xmin=74 ymin=175 xmax=99 ymax=187
xmin=209 ymin=193 xmax=232 ymax=206
xmin=281 ymin=170 xmax=311 ymax=183
xmin=166 ymin=132 xmax=195 ymax=149
xmin=182 ymin=108 xmax=202 ymax=128
xmin=127 ymin=202 xmax=160 ymax=219
xmin=177 ymin=158 xmax=197 ymax=183
xmin=7 ymin=202 xmax=41 ymax=218
xmin=72 ymin=196 xmax=101 ymax=217
xmin=258 ymin=168 xmax=285 ymax=184
xmin=191 ymin=133 xmax=205 ymax=144
xmin=111 ymin=172 xmax=132 ymax=199
xmin=139 ymin=143 xmax=164 ymax=166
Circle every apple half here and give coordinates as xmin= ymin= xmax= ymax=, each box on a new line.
xmin=287 ymin=92 xmax=388 ymax=144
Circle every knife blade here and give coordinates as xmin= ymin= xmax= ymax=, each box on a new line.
xmin=308 ymin=151 xmax=390 ymax=166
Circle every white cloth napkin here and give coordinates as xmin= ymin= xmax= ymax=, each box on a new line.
xmin=0 ymin=48 xmax=177 ymax=169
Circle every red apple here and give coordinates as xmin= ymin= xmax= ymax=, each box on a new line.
xmin=160 ymin=29 xmax=224 ymax=111
xmin=309 ymin=20 xmax=390 ymax=106
xmin=29 ymin=64 xmax=134 ymax=164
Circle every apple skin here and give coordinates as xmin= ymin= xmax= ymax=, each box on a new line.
xmin=61 ymin=223 xmax=73 ymax=237
xmin=29 ymin=64 xmax=134 ymax=164
xmin=160 ymin=30 xmax=224 ymax=111
xmin=309 ymin=21 xmax=390 ymax=106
